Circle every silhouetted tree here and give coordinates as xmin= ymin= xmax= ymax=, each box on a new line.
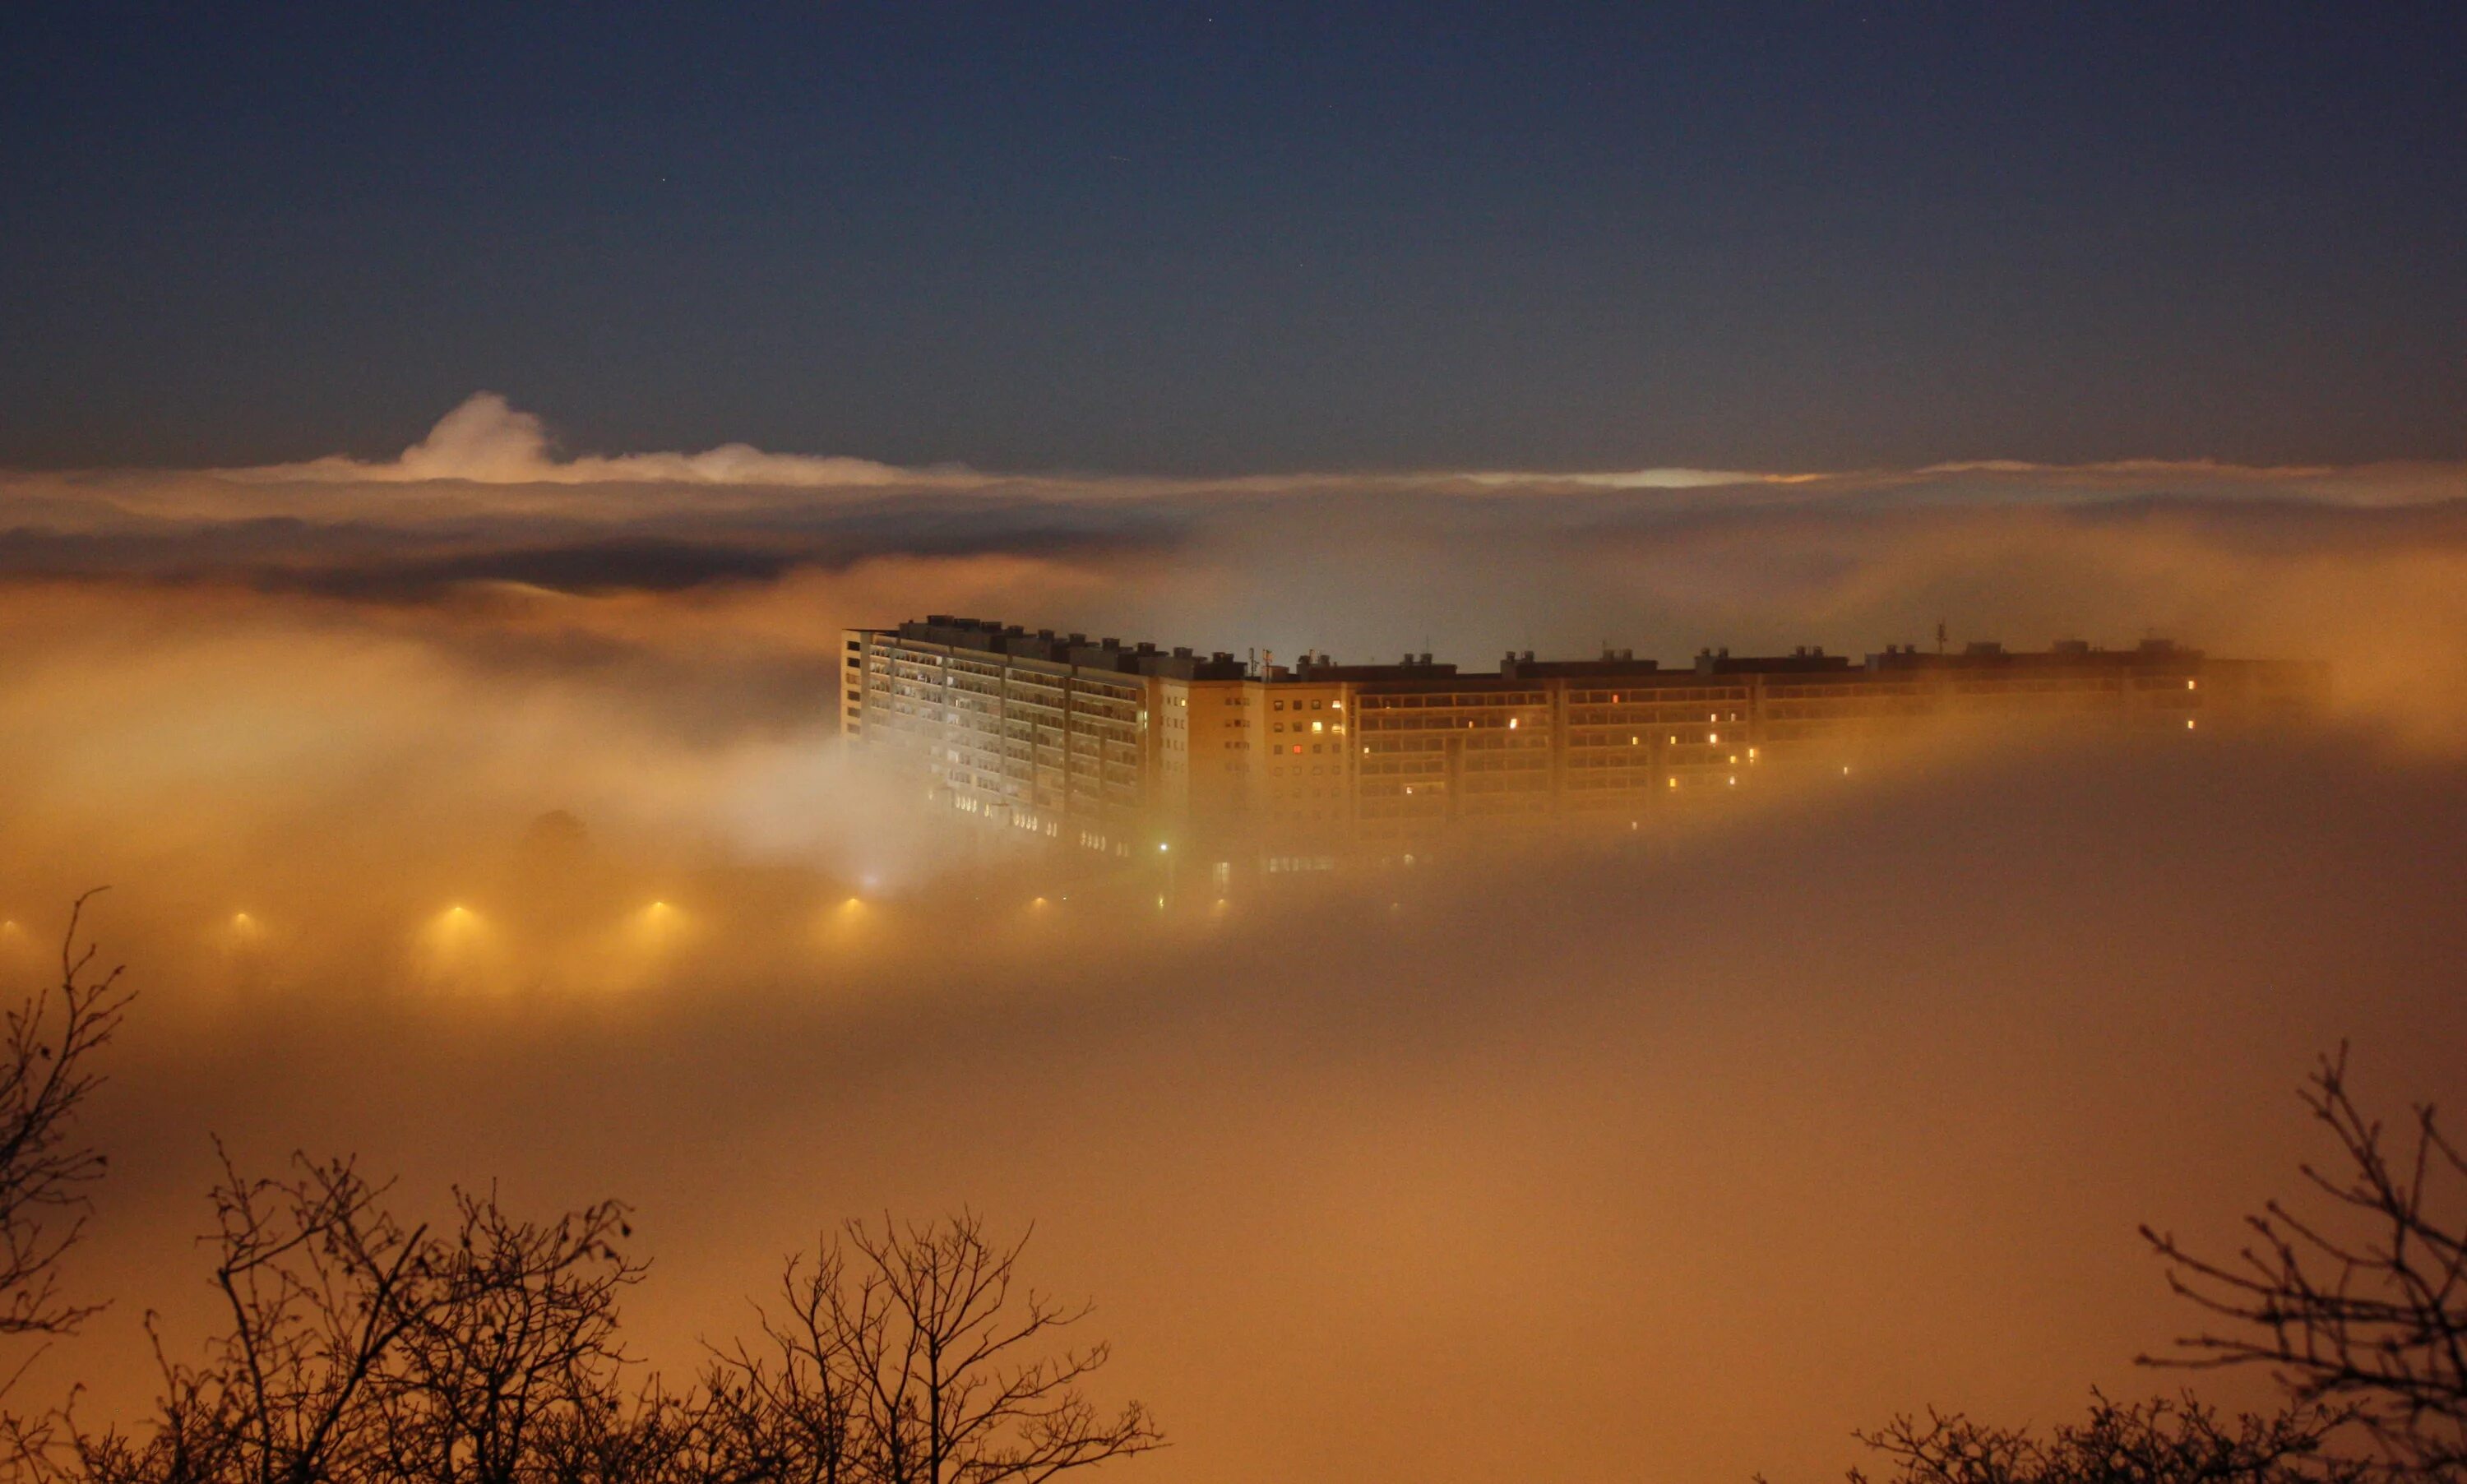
xmin=0 ymin=890 xmax=133 ymax=1346
xmin=0 ymin=914 xmax=1156 ymax=1484
xmin=41 ymin=1151 xmax=646 ymax=1484
xmin=2143 ymin=1046 xmax=2467 ymax=1474
xmin=17 ymin=1168 xmax=1156 ymax=1484
xmin=377 ymin=1178 xmax=647 ymax=1482
xmin=705 ymin=1214 xmax=1162 ymax=1484
xmin=1838 ymin=1393 xmax=2363 ymax=1484
xmin=696 ymin=1246 xmax=863 ymax=1484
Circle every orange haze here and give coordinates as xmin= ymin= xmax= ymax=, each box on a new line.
xmin=3 ymin=415 xmax=2467 ymax=1480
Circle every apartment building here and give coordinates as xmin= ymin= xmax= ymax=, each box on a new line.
xmin=842 ymin=617 xmax=2326 ymax=871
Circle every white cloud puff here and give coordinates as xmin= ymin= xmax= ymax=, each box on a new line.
xmin=230 ymin=392 xmax=935 ymax=489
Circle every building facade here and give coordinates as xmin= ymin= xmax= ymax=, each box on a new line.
xmin=843 ymin=617 xmax=2326 ymax=871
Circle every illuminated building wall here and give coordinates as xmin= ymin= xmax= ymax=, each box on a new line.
xmin=844 ymin=618 xmax=2327 ymax=871
xmin=843 ymin=617 xmax=1249 ymax=858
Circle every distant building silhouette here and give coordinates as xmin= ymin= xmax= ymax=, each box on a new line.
xmin=841 ymin=617 xmax=2326 ymax=877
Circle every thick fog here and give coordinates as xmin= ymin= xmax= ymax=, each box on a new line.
xmin=2 ymin=398 xmax=2465 ymax=1480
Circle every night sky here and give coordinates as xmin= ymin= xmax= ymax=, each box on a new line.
xmin=5 ymin=2 xmax=2462 ymax=474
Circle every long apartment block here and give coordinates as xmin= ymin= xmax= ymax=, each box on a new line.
xmin=841 ymin=616 xmax=2326 ymax=869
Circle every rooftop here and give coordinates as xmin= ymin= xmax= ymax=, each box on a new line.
xmin=880 ymin=617 xmax=2215 ymax=682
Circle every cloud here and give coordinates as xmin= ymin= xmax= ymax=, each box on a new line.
xmin=229 ymin=391 xmax=941 ymax=490
xmin=11 ymin=391 xmax=2436 ymax=516
xmin=2 ymin=395 xmax=2466 ymax=746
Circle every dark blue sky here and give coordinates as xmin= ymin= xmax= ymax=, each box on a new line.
xmin=3 ymin=2 xmax=2460 ymax=473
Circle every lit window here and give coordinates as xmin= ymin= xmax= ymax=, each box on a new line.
xmin=1312 ymin=720 xmax=1324 ymax=733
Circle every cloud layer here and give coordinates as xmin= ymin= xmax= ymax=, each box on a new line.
xmin=7 ymin=392 xmax=2462 ymax=533
xmin=18 ymin=394 xmax=2467 ymax=747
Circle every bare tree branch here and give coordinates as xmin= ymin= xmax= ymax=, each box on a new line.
xmin=0 ymin=890 xmax=135 ymax=1343
xmin=1828 ymin=1391 xmax=2367 ymax=1484
xmin=2142 ymin=1044 xmax=2467 ymax=1473
xmin=719 ymin=1213 xmax=1162 ymax=1484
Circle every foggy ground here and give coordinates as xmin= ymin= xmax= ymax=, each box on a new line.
xmin=12 ymin=733 xmax=2462 ymax=1482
